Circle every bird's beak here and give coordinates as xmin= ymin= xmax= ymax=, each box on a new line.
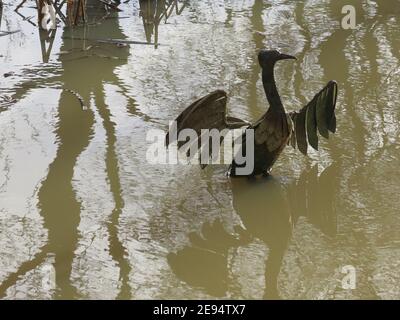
xmin=279 ymin=53 xmax=297 ymax=61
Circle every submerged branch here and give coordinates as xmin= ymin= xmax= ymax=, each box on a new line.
xmin=62 ymin=36 xmax=158 ymax=46
xmin=0 ymin=30 xmax=20 ymax=37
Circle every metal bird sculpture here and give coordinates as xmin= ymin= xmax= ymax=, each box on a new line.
xmin=166 ymin=49 xmax=338 ymax=177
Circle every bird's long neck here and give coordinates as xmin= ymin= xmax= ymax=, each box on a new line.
xmin=262 ymin=66 xmax=285 ymax=114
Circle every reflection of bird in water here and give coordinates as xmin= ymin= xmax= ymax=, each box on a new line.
xmin=167 ymin=164 xmax=337 ymax=299
xmin=166 ymin=50 xmax=338 ymax=176
xmin=167 ymin=219 xmax=248 ymax=297
xmin=231 ymin=176 xmax=291 ymax=299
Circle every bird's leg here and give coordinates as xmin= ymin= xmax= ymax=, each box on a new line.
xmin=246 ymin=175 xmax=258 ymax=182
xmin=262 ymin=170 xmax=271 ymax=178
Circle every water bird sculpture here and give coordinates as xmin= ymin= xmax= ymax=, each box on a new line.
xmin=166 ymin=49 xmax=338 ymax=176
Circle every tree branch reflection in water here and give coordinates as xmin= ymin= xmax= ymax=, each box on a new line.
xmin=0 ymin=0 xmax=133 ymax=299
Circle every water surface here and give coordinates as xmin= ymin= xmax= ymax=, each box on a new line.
xmin=0 ymin=0 xmax=399 ymax=299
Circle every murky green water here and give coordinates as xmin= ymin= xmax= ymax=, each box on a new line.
xmin=0 ymin=0 xmax=399 ymax=299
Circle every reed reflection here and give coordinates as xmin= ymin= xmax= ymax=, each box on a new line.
xmin=0 ymin=0 xmax=132 ymax=299
xmin=0 ymin=2 xmax=3 ymax=29
xmin=42 ymin=0 xmax=131 ymax=299
xmin=139 ymin=0 xmax=186 ymax=48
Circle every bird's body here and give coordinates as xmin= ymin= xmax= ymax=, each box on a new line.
xmin=230 ymin=110 xmax=292 ymax=176
xmin=167 ymin=49 xmax=338 ymax=177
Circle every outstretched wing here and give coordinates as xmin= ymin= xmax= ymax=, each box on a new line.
xmin=166 ymin=90 xmax=249 ymax=168
xmin=166 ymin=90 xmax=248 ymax=146
xmin=290 ymin=81 xmax=338 ymax=155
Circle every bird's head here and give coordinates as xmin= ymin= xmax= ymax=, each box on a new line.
xmin=258 ymin=49 xmax=296 ymax=69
